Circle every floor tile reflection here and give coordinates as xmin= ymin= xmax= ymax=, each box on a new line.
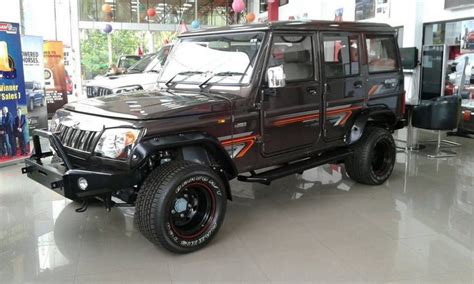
xmin=0 ymin=130 xmax=473 ymax=282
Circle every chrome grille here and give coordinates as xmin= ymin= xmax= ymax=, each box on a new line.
xmin=56 ymin=124 xmax=100 ymax=152
xmin=86 ymin=86 xmax=112 ymax=98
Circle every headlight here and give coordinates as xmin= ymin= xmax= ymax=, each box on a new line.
xmin=112 ymin=85 xmax=143 ymax=94
xmin=49 ymin=113 xmax=60 ymax=132
xmin=95 ymin=128 xmax=141 ymax=159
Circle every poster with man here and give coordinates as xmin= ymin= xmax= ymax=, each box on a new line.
xmin=21 ymin=35 xmax=48 ymax=134
xmin=43 ymin=40 xmax=68 ymax=117
xmin=0 ymin=22 xmax=29 ymax=165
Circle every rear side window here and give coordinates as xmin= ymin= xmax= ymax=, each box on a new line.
xmin=366 ymin=35 xmax=398 ymax=73
xmin=323 ymin=34 xmax=360 ymax=78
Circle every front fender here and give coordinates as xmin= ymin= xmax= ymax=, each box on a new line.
xmin=132 ymin=132 xmax=238 ymax=179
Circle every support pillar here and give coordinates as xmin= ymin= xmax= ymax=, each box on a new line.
xmin=268 ymin=0 xmax=279 ymax=22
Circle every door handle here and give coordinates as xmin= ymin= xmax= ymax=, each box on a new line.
xmin=354 ymin=81 xmax=363 ymax=89
xmin=307 ymin=87 xmax=318 ymax=96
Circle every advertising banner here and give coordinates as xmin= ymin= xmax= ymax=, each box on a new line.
xmin=43 ymin=40 xmax=68 ymax=117
xmin=63 ymin=46 xmax=75 ymax=98
xmin=0 ymin=22 xmax=29 ymax=164
xmin=21 ymin=35 xmax=48 ymax=134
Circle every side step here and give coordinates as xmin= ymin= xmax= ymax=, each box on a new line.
xmin=237 ymin=148 xmax=353 ymax=185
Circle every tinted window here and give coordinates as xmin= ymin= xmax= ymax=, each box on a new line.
xmin=366 ymin=35 xmax=398 ymax=73
xmin=323 ymin=35 xmax=360 ymax=78
xmin=268 ymin=35 xmax=314 ymax=82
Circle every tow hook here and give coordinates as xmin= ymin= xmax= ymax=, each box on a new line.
xmin=75 ymin=199 xmax=89 ymax=212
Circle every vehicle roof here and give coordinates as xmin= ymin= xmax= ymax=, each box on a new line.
xmin=180 ymin=20 xmax=395 ymax=37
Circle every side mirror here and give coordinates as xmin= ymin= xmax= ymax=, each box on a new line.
xmin=267 ymin=65 xmax=286 ymax=88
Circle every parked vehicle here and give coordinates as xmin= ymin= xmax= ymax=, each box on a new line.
xmin=116 ymin=55 xmax=142 ymax=73
xmin=25 ymin=81 xmax=45 ymax=111
xmin=465 ymin=32 xmax=474 ymax=50
xmin=23 ymin=21 xmax=405 ymax=253
xmin=85 ymin=44 xmax=172 ymax=98
xmin=448 ymin=53 xmax=474 ymax=86
xmin=458 ymin=99 xmax=474 ymax=134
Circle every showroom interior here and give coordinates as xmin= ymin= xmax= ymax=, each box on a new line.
xmin=0 ymin=0 xmax=474 ymax=282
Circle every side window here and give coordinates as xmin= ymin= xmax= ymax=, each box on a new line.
xmin=366 ymin=35 xmax=398 ymax=73
xmin=323 ymin=34 xmax=360 ymax=78
xmin=268 ymin=35 xmax=314 ymax=82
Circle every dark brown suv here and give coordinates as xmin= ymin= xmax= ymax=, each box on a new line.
xmin=23 ymin=21 xmax=405 ymax=253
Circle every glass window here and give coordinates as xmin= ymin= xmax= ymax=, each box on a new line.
xmin=395 ymin=26 xmax=404 ymax=48
xmin=268 ymin=35 xmax=314 ymax=82
xmin=323 ymin=35 xmax=360 ymax=78
xmin=366 ymin=35 xmax=398 ymax=73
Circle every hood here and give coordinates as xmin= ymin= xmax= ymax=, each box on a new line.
xmin=64 ymin=90 xmax=230 ymax=120
xmin=87 ymin=72 xmax=159 ymax=90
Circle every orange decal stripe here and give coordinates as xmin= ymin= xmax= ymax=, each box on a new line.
xmin=368 ymin=85 xmax=378 ymax=96
xmin=221 ymin=135 xmax=257 ymax=159
xmin=273 ymin=113 xmax=319 ymax=127
xmin=338 ymin=111 xmax=353 ymax=126
xmin=273 ymin=106 xmax=362 ymax=127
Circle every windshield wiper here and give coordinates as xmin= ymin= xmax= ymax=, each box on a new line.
xmin=198 ymin=71 xmax=246 ymax=89
xmin=165 ymin=71 xmax=205 ymax=87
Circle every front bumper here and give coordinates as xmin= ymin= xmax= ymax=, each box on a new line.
xmin=22 ymin=129 xmax=137 ymax=200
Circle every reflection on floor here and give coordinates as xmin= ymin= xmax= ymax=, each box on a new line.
xmin=0 ymin=130 xmax=473 ymax=283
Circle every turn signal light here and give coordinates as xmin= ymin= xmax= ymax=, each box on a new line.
xmin=463 ymin=110 xmax=471 ymax=122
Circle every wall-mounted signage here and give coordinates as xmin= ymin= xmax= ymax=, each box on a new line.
xmin=445 ymin=0 xmax=474 ymax=10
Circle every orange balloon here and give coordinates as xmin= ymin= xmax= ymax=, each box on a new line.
xmin=102 ymin=4 xmax=112 ymax=13
xmin=246 ymin=12 xmax=256 ymax=23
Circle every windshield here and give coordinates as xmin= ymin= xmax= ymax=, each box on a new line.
xmin=127 ymin=53 xmax=156 ymax=73
xmin=158 ymin=32 xmax=265 ymax=86
xmin=118 ymin=56 xmax=141 ymax=69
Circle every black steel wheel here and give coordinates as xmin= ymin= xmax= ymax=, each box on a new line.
xmin=345 ymin=126 xmax=396 ymax=185
xmin=135 ymin=161 xmax=227 ymax=253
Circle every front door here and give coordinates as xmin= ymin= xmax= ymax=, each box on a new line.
xmin=261 ymin=33 xmax=322 ymax=155
xmin=321 ymin=32 xmax=365 ymax=141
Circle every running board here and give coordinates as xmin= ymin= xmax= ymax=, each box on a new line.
xmin=237 ymin=149 xmax=353 ymax=185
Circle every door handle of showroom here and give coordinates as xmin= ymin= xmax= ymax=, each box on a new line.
xmin=354 ymin=81 xmax=363 ymax=89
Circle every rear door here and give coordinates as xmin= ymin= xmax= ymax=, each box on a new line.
xmin=364 ymin=34 xmax=403 ymax=114
xmin=261 ymin=32 xmax=322 ymax=155
xmin=321 ymin=32 xmax=365 ymax=141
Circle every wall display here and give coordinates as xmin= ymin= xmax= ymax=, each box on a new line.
xmin=21 ymin=35 xmax=47 ymax=134
xmin=444 ymin=0 xmax=474 ymax=10
xmin=460 ymin=19 xmax=474 ymax=53
xmin=0 ymin=22 xmax=29 ymax=164
xmin=355 ymin=0 xmax=390 ymax=21
xmin=43 ymin=41 xmax=68 ymax=117
xmin=355 ymin=0 xmax=375 ymax=21
xmin=375 ymin=0 xmax=390 ymax=19
xmin=334 ymin=8 xmax=344 ymax=22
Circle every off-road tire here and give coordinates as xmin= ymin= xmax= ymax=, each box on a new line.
xmin=29 ymin=99 xmax=34 ymax=111
xmin=135 ymin=161 xmax=227 ymax=253
xmin=345 ymin=126 xmax=396 ymax=185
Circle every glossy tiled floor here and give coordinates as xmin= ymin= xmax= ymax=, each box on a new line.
xmin=1 ymin=131 xmax=473 ymax=283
